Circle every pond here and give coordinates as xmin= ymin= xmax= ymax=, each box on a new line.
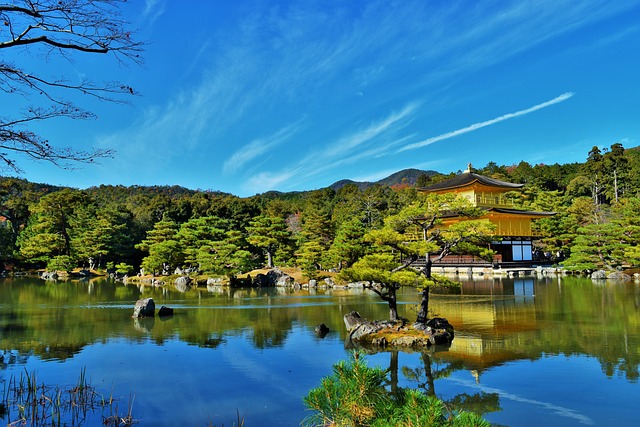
xmin=0 ymin=275 xmax=638 ymax=426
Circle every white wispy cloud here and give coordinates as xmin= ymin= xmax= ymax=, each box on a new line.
xmin=141 ymin=0 xmax=166 ymax=25
xmin=398 ymin=92 xmax=575 ymax=153
xmin=223 ymin=121 xmax=303 ymax=174
xmin=321 ymin=102 xmax=418 ymax=158
xmin=96 ymin=0 xmax=631 ymax=195
xmin=244 ymin=168 xmax=304 ymax=194
xmin=241 ymin=103 xmax=419 ymax=193
xmin=447 ymin=376 xmax=594 ymax=425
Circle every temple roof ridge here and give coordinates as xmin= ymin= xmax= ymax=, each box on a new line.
xmin=420 ymin=165 xmax=524 ymax=191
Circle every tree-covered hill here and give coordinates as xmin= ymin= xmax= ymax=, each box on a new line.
xmin=329 ymin=168 xmax=439 ymax=191
xmin=2 ymin=143 xmax=640 ymax=277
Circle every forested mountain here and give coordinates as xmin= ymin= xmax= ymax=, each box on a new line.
xmin=377 ymin=168 xmax=440 ymax=187
xmin=2 ymin=143 xmax=640 ymax=277
xmin=329 ymin=168 xmax=439 ymax=191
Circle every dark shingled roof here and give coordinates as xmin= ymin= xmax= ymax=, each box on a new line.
xmin=488 ymin=207 xmax=556 ymax=217
xmin=438 ymin=207 xmax=556 ymax=219
xmin=420 ymin=171 xmax=524 ymax=191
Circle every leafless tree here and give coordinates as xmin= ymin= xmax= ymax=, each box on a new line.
xmin=0 ymin=0 xmax=143 ymax=172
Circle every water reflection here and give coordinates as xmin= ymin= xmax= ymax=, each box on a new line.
xmin=0 ymin=275 xmax=638 ymax=426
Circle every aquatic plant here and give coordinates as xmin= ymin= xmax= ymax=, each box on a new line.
xmin=0 ymin=368 xmax=136 ymax=426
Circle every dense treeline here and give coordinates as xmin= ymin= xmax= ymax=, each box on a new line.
xmin=2 ymin=143 xmax=640 ymax=277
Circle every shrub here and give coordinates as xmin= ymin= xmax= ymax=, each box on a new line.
xmin=303 ymin=353 xmax=489 ymax=427
xmin=46 ymin=255 xmax=75 ymax=272
xmin=116 ymin=262 xmax=134 ymax=275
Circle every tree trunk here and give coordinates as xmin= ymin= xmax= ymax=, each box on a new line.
xmin=416 ymin=287 xmax=430 ymax=324
xmin=388 ymin=287 xmax=399 ymax=321
xmin=614 ymin=169 xmax=619 ymax=203
xmin=416 ymin=257 xmax=432 ymax=324
xmin=266 ymin=250 xmax=273 ymax=268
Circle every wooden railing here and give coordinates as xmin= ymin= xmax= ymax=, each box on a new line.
xmin=432 ymin=254 xmax=502 ymax=265
xmin=474 ymin=195 xmax=516 ymax=208
xmin=409 ymin=254 xmax=502 ymax=266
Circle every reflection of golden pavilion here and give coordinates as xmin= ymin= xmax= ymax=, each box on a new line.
xmin=429 ymin=278 xmax=539 ymax=372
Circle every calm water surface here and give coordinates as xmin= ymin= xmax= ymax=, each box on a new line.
xmin=0 ymin=275 xmax=638 ymax=426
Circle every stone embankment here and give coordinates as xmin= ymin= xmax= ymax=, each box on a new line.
xmin=430 ymin=265 xmax=567 ymax=278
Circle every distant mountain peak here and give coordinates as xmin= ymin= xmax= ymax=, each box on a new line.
xmin=329 ymin=168 xmax=438 ymax=191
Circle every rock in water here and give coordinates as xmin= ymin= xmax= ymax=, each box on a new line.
xmin=158 ymin=306 xmax=174 ymax=317
xmin=315 ymin=323 xmax=330 ymax=338
xmin=343 ymin=311 xmax=384 ymax=340
xmin=133 ymin=298 xmax=155 ymax=318
xmin=174 ymin=276 xmax=192 ymax=292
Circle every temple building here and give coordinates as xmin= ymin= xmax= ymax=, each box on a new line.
xmin=418 ymin=164 xmax=555 ymax=266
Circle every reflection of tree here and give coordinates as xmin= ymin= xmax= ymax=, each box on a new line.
xmin=448 ymin=392 xmax=501 ymax=416
xmin=530 ymin=278 xmax=640 ymax=382
xmin=249 ymin=312 xmax=291 ymax=349
xmin=400 ymin=351 xmax=501 ymax=418
xmin=0 ymin=350 xmax=29 ymax=369
xmin=203 ymin=334 xmax=224 ymax=349
xmin=33 ymin=344 xmax=85 ymax=361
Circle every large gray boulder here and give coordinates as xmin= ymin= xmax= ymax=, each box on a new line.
xmin=174 ymin=276 xmax=192 ymax=292
xmin=133 ymin=298 xmax=155 ymax=318
xmin=252 ymin=273 xmax=269 ymax=287
xmin=343 ymin=311 xmax=384 ymax=340
xmin=607 ymin=271 xmax=632 ymax=281
xmin=41 ymin=271 xmax=58 ymax=281
xmin=252 ymin=268 xmax=294 ymax=287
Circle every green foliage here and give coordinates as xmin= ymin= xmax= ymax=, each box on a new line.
xmin=341 ymin=254 xmax=428 ymax=288
xmin=115 ymin=262 xmax=134 ymax=275
xmin=303 ymin=353 xmax=489 ymax=427
xmin=5 ymin=141 xmax=640 ymax=276
xmin=142 ymin=239 xmax=183 ymax=274
xmin=17 ymin=189 xmax=91 ymax=264
xmin=246 ymin=215 xmax=292 ymax=268
xmin=303 ymin=353 xmax=392 ymax=426
xmin=177 ymin=216 xmax=230 ymax=266
xmin=339 ymin=193 xmax=494 ymax=321
xmin=0 ymin=223 xmax=15 ymax=261
xmin=46 ymin=255 xmax=75 ymax=272
xmin=327 ymin=218 xmax=367 ymax=269
xmin=135 ymin=214 xmax=180 ymax=253
xmin=137 ymin=215 xmax=182 ymax=274
xmin=563 ymin=197 xmax=640 ymax=270
xmin=297 ymin=240 xmax=325 ymax=280
xmin=383 ymin=390 xmax=490 ymax=427
xmin=196 ymin=230 xmax=255 ymax=279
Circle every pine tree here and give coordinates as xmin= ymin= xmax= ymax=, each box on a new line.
xmin=17 ymin=189 xmax=91 ymax=265
xmin=136 ymin=215 xmax=182 ymax=274
xmin=327 ymin=218 xmax=366 ymax=270
xmin=246 ymin=215 xmax=291 ymax=268
xmin=341 ymin=193 xmax=495 ymax=323
xmin=177 ymin=216 xmax=229 ymax=266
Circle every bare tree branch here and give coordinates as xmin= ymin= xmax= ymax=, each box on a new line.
xmin=0 ymin=0 xmax=143 ymax=173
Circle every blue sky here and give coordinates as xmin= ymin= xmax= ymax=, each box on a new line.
xmin=4 ymin=0 xmax=640 ymax=196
